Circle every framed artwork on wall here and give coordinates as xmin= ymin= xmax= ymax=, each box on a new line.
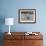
xmin=18 ymin=9 xmax=36 ymax=24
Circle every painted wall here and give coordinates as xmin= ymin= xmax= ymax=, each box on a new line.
xmin=0 ymin=0 xmax=46 ymax=32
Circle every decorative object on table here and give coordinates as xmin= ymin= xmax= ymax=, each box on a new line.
xmin=25 ymin=32 xmax=38 ymax=35
xmin=5 ymin=18 xmax=14 ymax=35
xmin=18 ymin=9 xmax=36 ymax=24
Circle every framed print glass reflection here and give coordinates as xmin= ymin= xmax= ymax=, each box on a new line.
xmin=18 ymin=9 xmax=36 ymax=23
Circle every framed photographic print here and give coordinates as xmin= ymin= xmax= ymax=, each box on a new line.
xmin=18 ymin=9 xmax=36 ymax=23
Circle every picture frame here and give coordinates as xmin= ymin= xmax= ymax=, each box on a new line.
xmin=18 ymin=9 xmax=36 ymax=23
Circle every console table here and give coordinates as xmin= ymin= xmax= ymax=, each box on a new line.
xmin=4 ymin=32 xmax=43 ymax=46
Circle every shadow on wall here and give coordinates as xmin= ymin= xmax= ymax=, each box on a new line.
xmin=0 ymin=16 xmax=5 ymax=46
